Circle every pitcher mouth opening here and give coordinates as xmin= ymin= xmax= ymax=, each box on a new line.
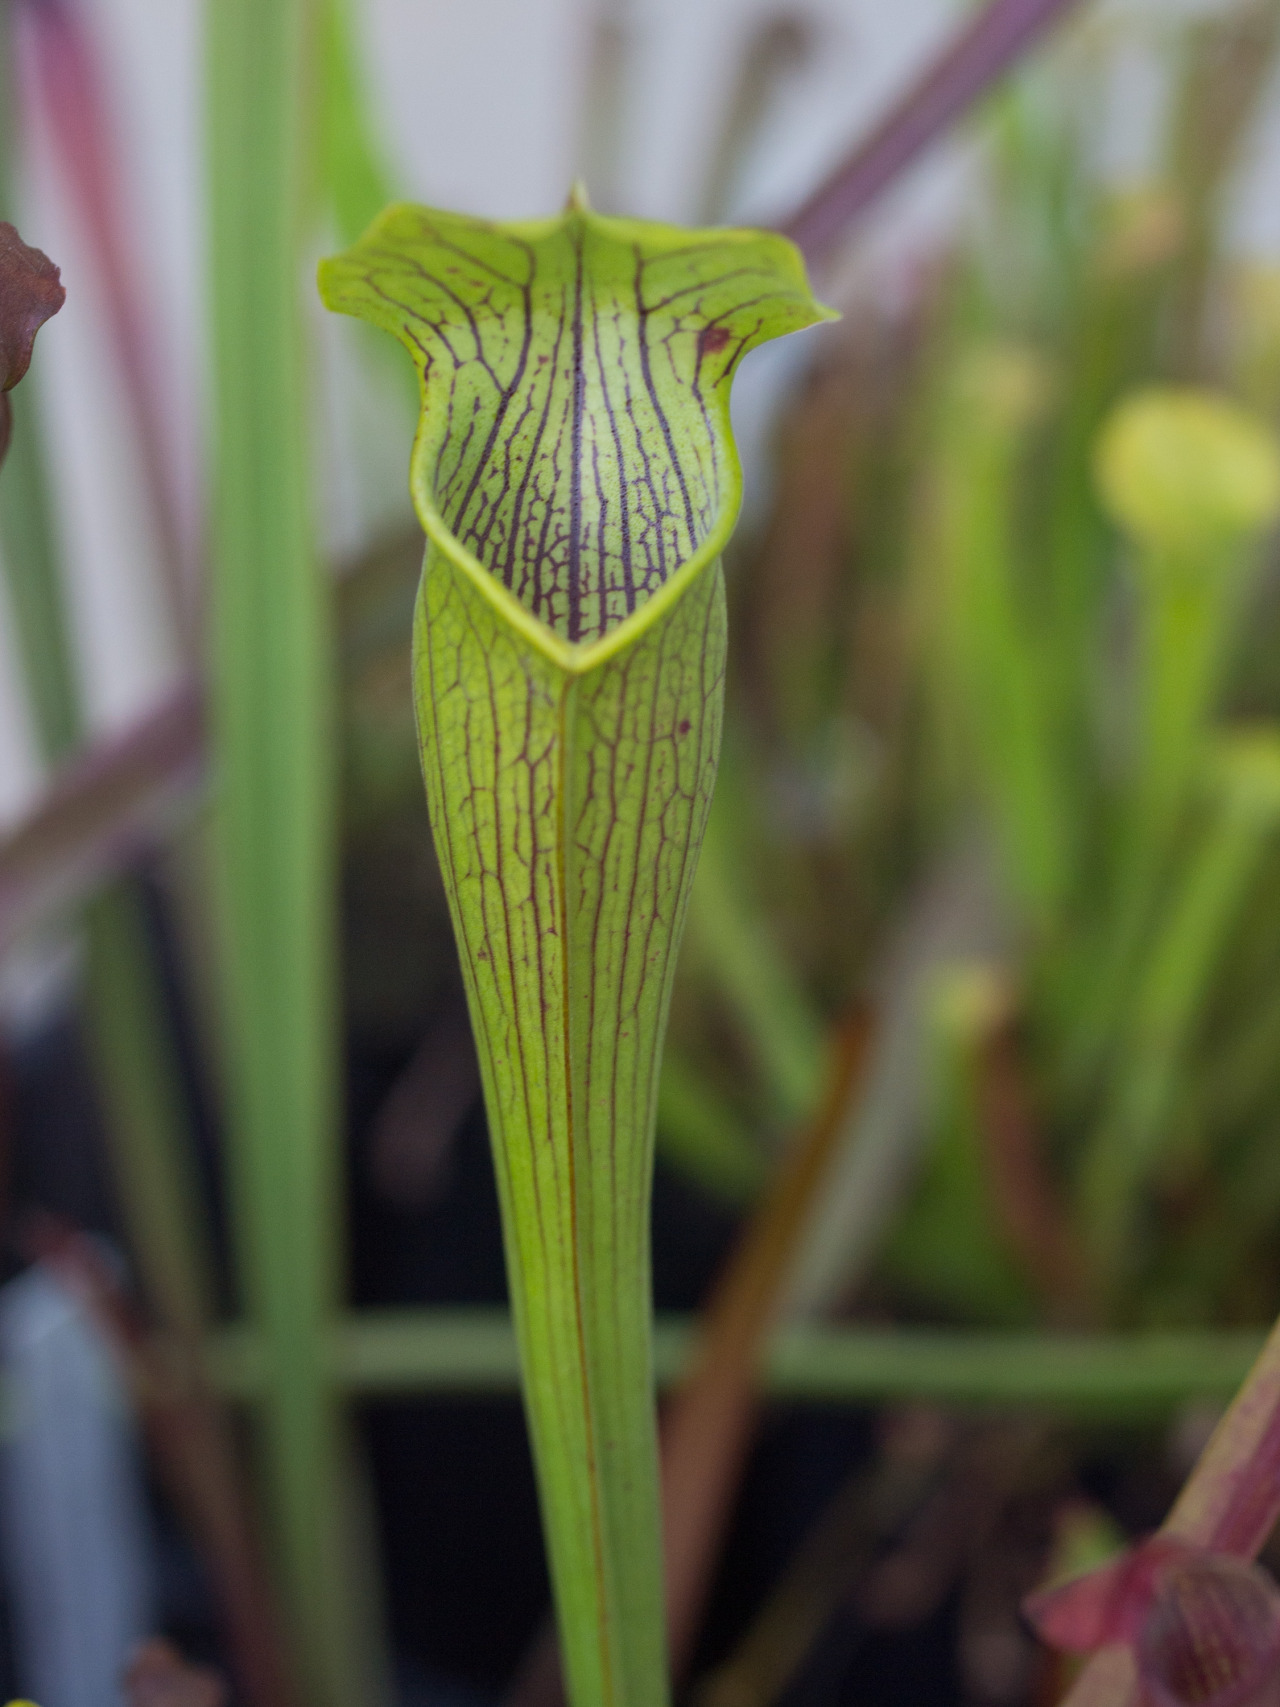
xmin=319 ymin=198 xmax=835 ymax=671
xmin=410 ymin=395 xmax=743 ymax=677
xmin=404 ymin=213 xmax=745 ymax=661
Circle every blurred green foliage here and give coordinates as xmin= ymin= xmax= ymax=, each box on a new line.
xmin=736 ymin=1 xmax=1280 ymax=1333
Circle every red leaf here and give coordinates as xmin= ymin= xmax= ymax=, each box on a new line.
xmin=0 ymin=219 xmax=63 ymax=392
xmin=1026 ymin=1538 xmax=1199 ymax=1654
xmin=0 ymin=218 xmax=64 ymax=464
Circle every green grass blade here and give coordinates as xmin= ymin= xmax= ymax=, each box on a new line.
xmin=205 ymin=1306 xmax=1273 ymax=1419
xmin=207 ymin=5 xmax=388 ymax=1701
xmin=319 ymin=0 xmax=397 ymax=246
xmin=321 ymin=196 xmax=832 ymax=1707
xmin=81 ymin=886 xmax=217 ymax=1331
xmin=0 ymin=11 xmax=78 ymax=762
xmin=929 ymin=345 xmax=1068 ymax=925
xmin=688 ymin=797 xmax=826 ymax=1124
xmin=0 ymin=390 xmax=78 ymax=758
xmin=1078 ymin=730 xmax=1280 ymax=1279
xmin=655 ymin=1051 xmax=767 ymax=1204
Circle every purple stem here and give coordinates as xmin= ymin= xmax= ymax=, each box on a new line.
xmin=0 ymin=679 xmax=204 ymax=951
xmin=20 ymin=0 xmax=196 ymax=650
xmin=780 ymin=0 xmax=1090 ymax=264
xmin=1165 ymin=1313 xmax=1280 ymax=1560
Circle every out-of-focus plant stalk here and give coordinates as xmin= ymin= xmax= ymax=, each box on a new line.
xmin=927 ymin=344 xmax=1068 ymax=926
xmin=0 ymin=681 xmax=204 ymax=954
xmin=1080 ymin=730 xmax=1280 ymax=1279
xmin=0 ymin=377 xmax=75 ymax=750
xmin=1166 ymin=0 xmax=1280 ymax=378
xmin=319 ymin=0 xmax=396 ymax=248
xmin=782 ymin=0 xmax=1088 ymax=264
xmin=80 ymin=887 xmax=216 ymax=1332
xmin=1035 ymin=188 xmax=1181 ymax=767
xmin=687 ymin=801 xmax=827 ymax=1125
xmin=1066 ymin=390 xmax=1280 ymax=1096
xmin=21 ymin=0 xmax=195 ymax=648
xmin=0 ymin=6 xmax=75 ymax=761
xmin=655 ymin=1051 xmax=766 ymax=1203
xmin=207 ymin=4 xmax=389 ymax=1703
xmin=204 ymin=1307 xmax=1272 ymax=1414
xmin=661 ymin=1012 xmax=871 ymax=1676
xmin=1110 ymin=389 xmax=1280 ymax=838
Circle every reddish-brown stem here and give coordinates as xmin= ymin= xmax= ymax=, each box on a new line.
xmin=20 ymin=0 xmax=195 ymax=647
xmin=779 ymin=0 xmax=1088 ymax=264
xmin=661 ymin=1009 xmax=874 ymax=1675
xmin=0 ymin=678 xmax=203 ymax=951
xmin=975 ymin=1017 xmax=1089 ymax=1322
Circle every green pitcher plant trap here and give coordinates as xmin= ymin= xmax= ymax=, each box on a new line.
xmin=319 ymin=189 xmax=834 ymax=1707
